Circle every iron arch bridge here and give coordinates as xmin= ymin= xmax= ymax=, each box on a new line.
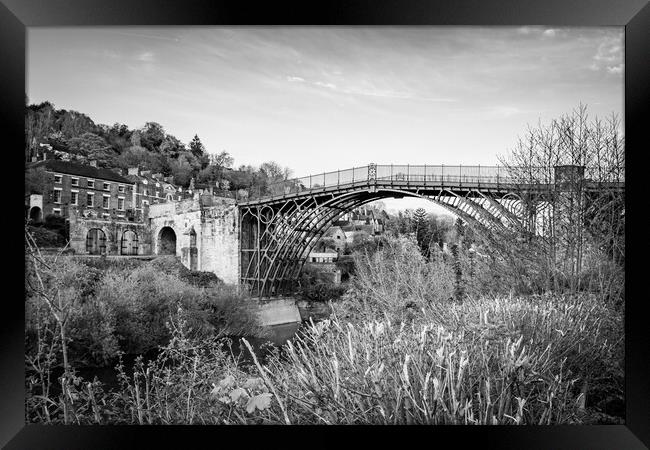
xmin=237 ymin=164 xmax=624 ymax=298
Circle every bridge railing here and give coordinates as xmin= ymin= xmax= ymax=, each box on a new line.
xmin=240 ymin=164 xmax=624 ymax=202
xmin=250 ymin=165 xmax=516 ymax=200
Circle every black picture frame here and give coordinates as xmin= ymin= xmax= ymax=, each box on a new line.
xmin=3 ymin=0 xmax=648 ymax=448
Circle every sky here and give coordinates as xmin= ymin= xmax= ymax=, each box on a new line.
xmin=27 ymin=26 xmax=623 ymax=214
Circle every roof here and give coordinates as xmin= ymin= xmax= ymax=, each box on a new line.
xmin=30 ymin=160 xmax=132 ymax=184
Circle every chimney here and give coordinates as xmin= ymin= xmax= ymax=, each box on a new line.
xmin=128 ymin=167 xmax=140 ymax=176
xmin=89 ymin=160 xmax=98 ymax=167
xmin=141 ymin=170 xmax=152 ymax=177
xmin=152 ymin=173 xmax=163 ymax=180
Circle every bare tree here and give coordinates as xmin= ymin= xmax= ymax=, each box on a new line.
xmin=498 ymin=104 xmax=624 ymax=296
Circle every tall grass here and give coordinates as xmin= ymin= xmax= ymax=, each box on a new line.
xmin=249 ymin=293 xmax=622 ymax=424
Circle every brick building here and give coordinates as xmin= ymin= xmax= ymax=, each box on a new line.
xmin=27 ymin=159 xmax=135 ymax=221
xmin=123 ymin=168 xmax=191 ymax=218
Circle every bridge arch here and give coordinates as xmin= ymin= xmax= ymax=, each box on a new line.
xmin=239 ymin=187 xmax=521 ymax=297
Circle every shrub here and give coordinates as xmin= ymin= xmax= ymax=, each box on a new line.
xmin=77 ymin=257 xmax=147 ymax=272
xmin=26 ymin=225 xmax=67 ymax=248
xmin=297 ymin=276 xmax=347 ymax=302
xmin=146 ymin=255 xmax=191 ymax=277
xmin=342 ymin=235 xmax=454 ymax=322
xmin=96 ymin=265 xmax=203 ymax=354
xmin=181 ymin=270 xmax=223 ymax=288
xmin=94 ymin=265 xmax=262 ymax=355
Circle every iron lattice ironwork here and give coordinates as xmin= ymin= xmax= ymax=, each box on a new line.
xmin=239 ymin=164 xmax=624 ymax=298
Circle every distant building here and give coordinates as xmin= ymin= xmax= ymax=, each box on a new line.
xmin=305 ymin=250 xmax=341 ymax=284
xmin=336 ymin=206 xmax=385 ymax=235
xmin=308 ymin=250 xmax=339 ymax=263
xmin=123 ymin=168 xmax=191 ymax=216
xmin=318 ymin=226 xmax=347 ymax=253
xmin=28 ymin=159 xmax=135 ymax=221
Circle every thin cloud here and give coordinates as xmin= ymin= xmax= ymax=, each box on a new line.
xmin=99 ymin=29 xmax=181 ymax=43
xmin=136 ymin=51 xmax=156 ymax=63
xmin=606 ymin=64 xmax=623 ymax=75
xmin=293 ymin=76 xmax=456 ymax=102
xmin=590 ymin=35 xmax=623 ymax=73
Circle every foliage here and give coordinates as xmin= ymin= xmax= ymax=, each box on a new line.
xmin=25 ymin=232 xmax=623 ymax=425
xmin=26 ymin=312 xmax=276 ymax=424
xmin=189 ymin=134 xmax=205 ymax=158
xmin=25 ymin=239 xmax=263 ymax=369
xmin=25 ymin=166 xmax=51 ymax=195
xmin=297 ymin=277 xmax=347 ymax=302
xmin=383 ymin=208 xmax=457 ymax=256
xmin=26 ymin=226 xmax=66 ymax=248
xmin=343 ymin=235 xmax=455 ymax=322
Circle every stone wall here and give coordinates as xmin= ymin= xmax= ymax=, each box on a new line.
xmin=68 ymin=211 xmax=152 ymax=255
xmin=303 ymin=261 xmax=342 ymax=284
xmin=256 ymin=299 xmax=302 ymax=326
xmin=149 ymin=196 xmax=240 ymax=284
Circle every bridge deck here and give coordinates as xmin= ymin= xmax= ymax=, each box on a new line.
xmin=238 ymin=176 xmax=624 ymax=207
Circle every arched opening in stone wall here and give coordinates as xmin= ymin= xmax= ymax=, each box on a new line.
xmin=189 ymin=228 xmax=198 ymax=270
xmin=29 ymin=206 xmax=42 ymax=222
xmin=158 ymin=227 xmax=177 ymax=255
xmin=121 ymin=230 xmax=139 ymax=256
xmin=86 ymin=228 xmax=107 ymax=255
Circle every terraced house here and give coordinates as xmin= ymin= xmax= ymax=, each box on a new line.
xmin=123 ymin=167 xmax=190 ymax=215
xmin=27 ymin=159 xmax=135 ymax=221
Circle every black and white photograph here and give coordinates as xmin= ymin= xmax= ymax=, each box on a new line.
xmin=21 ymin=22 xmax=630 ymax=429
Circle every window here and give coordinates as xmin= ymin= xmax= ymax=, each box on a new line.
xmin=71 ymin=177 xmax=79 ymax=187
xmin=102 ymin=195 xmax=110 ymax=209
xmin=54 ymin=174 xmax=62 ymax=183
xmin=87 ymin=193 xmax=94 ymax=207
xmin=118 ymin=197 xmax=125 ymax=211
xmin=118 ymin=185 xmax=125 ymax=193
xmin=70 ymin=191 xmax=78 ymax=205
xmin=53 ymin=208 xmax=61 ymax=216
xmin=87 ymin=179 xmax=95 ymax=188
xmin=53 ymin=188 xmax=62 ymax=204
xmin=103 ymin=182 xmax=110 ymax=191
